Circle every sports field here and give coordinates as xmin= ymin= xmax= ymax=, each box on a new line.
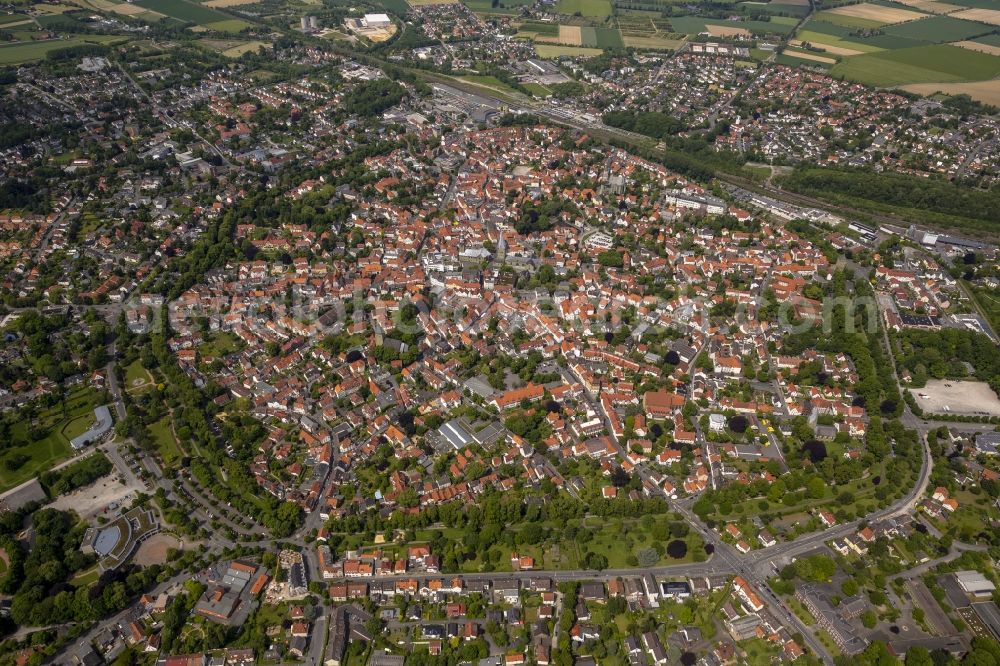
xmin=830 ymin=43 xmax=1000 ymax=86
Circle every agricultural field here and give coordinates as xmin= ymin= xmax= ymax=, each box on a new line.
xmin=880 ymin=15 xmax=994 ymax=42
xmin=462 ymin=0 xmax=523 ymax=13
xmin=823 ymin=2 xmax=929 ymax=24
xmin=533 ymin=43 xmax=603 ymax=56
xmin=555 ymin=0 xmax=612 ymax=18
xmin=515 ymin=19 xmax=559 ymax=38
xmin=793 ymin=29 xmax=885 ymax=54
xmin=776 ymin=51 xmax=835 ymax=67
xmin=901 ymin=79 xmax=1000 ymax=105
xmin=954 ymin=39 xmax=1000 ymax=55
xmin=519 ymin=22 xmax=625 ymax=48
xmin=813 ymin=8 xmax=895 ymax=28
xmin=951 ymin=7 xmax=1000 ymax=25
xmin=132 ymin=0 xmax=252 ymax=30
xmin=892 ymin=0 xmax=965 ymax=13
xmin=0 ymin=34 xmax=126 ymax=64
xmin=668 ymin=15 xmax=796 ymax=35
xmin=203 ymin=0 xmax=259 ymax=7
xmin=408 ymin=0 xmax=456 ymax=6
xmin=739 ymin=0 xmax=811 ymax=16
xmin=622 ymin=33 xmax=685 ymax=48
xmin=782 ymin=46 xmax=837 ymax=63
xmin=830 ymin=43 xmax=1000 ymax=86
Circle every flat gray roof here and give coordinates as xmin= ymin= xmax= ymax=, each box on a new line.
xmin=70 ymin=405 xmax=113 ymax=450
xmin=93 ymin=525 xmax=121 ymax=557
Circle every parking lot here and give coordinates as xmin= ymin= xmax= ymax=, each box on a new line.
xmin=911 ymin=380 xmax=1000 ymax=416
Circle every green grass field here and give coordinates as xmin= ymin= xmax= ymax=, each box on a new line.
xmin=523 ymin=82 xmax=552 ymax=97
xmin=0 ymin=387 xmax=102 ymax=492
xmin=883 ymin=15 xmax=993 ymax=42
xmin=831 ymin=43 xmax=1000 ymax=86
xmin=0 ymin=13 xmax=30 ymax=24
xmin=0 ymin=35 xmax=125 ymax=64
xmin=457 ymin=75 xmax=521 ymax=95
xmin=556 ymin=0 xmax=612 ymax=17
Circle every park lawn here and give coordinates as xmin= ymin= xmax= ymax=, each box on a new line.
xmin=125 ymin=359 xmax=154 ymax=393
xmin=556 ymin=0 xmax=612 ymax=18
xmin=0 ymin=387 xmax=102 ymax=492
xmin=0 ymin=35 xmax=125 ymax=64
xmin=580 ymin=516 xmax=706 ymax=567
xmin=831 ymin=43 xmax=1000 ymax=85
xmin=150 ymin=417 xmax=182 ymax=464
